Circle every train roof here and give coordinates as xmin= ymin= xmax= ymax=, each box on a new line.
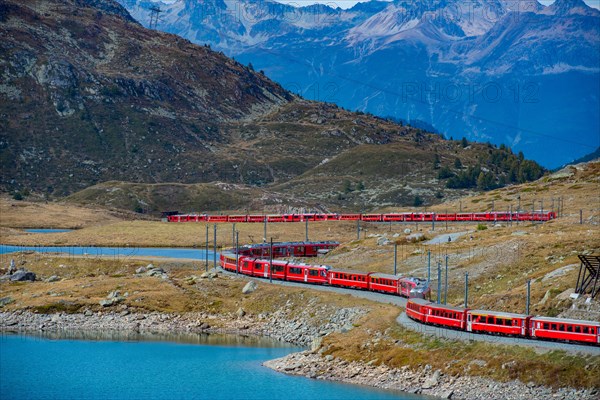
xmin=426 ymin=302 xmax=467 ymax=313
xmin=243 ymin=241 xmax=339 ymax=247
xmin=468 ymin=310 xmax=529 ymax=319
xmin=369 ymin=273 xmax=400 ymax=280
xmin=530 ymin=316 xmax=600 ymax=326
xmin=329 ymin=268 xmax=370 ymax=276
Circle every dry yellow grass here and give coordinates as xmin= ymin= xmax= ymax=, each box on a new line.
xmin=0 ymin=196 xmax=140 ymax=229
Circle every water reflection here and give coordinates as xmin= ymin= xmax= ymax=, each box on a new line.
xmin=1 ymin=330 xmax=296 ymax=348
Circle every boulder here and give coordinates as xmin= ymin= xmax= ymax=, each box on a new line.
xmin=10 ymin=270 xmax=36 ymax=282
xmin=242 ymin=280 xmax=258 ymax=294
xmin=46 ymin=275 xmax=60 ymax=282
xmin=135 ymin=266 xmax=147 ymax=274
xmin=406 ymin=233 xmax=424 ymax=242
xmin=377 ymin=236 xmax=392 ymax=246
xmin=236 ymin=307 xmax=246 ymax=318
xmin=422 ymin=369 xmax=441 ymax=389
xmin=0 ymin=297 xmax=14 ymax=307
xmin=100 ymin=290 xmax=126 ymax=307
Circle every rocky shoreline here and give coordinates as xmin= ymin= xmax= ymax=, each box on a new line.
xmin=265 ymin=352 xmax=598 ymax=400
xmin=1 ymin=310 xmax=597 ymax=400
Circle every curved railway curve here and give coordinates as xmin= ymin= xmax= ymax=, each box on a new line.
xmin=217 ymin=240 xmax=600 ymax=354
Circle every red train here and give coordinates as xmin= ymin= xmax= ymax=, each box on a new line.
xmin=219 ymin=241 xmax=431 ymax=299
xmin=406 ymin=299 xmax=600 ymax=345
xmin=167 ymin=211 xmax=556 ymax=223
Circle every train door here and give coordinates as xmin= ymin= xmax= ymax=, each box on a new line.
xmin=304 ymin=268 xmax=308 ymax=283
xmin=263 ymin=262 xmax=268 ymax=278
xmin=467 ymin=313 xmax=472 ymax=332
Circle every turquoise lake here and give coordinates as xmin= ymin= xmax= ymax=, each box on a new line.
xmin=0 ymin=245 xmax=216 ymax=261
xmin=0 ymin=333 xmax=424 ymax=400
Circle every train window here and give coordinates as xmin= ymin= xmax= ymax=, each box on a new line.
xmin=289 ymin=267 xmax=301 ymax=274
xmin=591 ymin=328 xmax=595 ymax=334
xmin=574 ymin=326 xmax=581 ymax=333
xmin=551 ymin=324 xmax=557 ymax=330
xmin=244 ymin=262 xmax=249 ymax=269
xmin=543 ymin=323 xmax=549 ymax=330
xmin=309 ymin=270 xmax=319 ymax=276
xmin=566 ymin=325 xmax=573 ymax=332
xmin=583 ymin=327 xmax=589 ymax=334
xmin=559 ymin=325 xmax=565 ymax=331
xmin=274 ymin=265 xmax=284 ymax=272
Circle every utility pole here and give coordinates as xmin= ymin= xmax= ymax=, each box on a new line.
xmin=263 ymin=215 xmax=267 ymax=243
xmin=356 ymin=219 xmax=360 ymax=240
xmin=427 ymin=250 xmax=431 ymax=283
xmin=148 ymin=5 xmax=162 ymax=29
xmin=235 ymin=230 xmax=239 ymax=275
xmin=232 ymin=223 xmax=236 ymax=247
xmin=526 ymin=279 xmax=531 ymax=315
xmin=305 ymin=218 xmax=309 ymax=242
xmin=437 ymin=261 xmax=442 ymax=304
xmin=444 ymin=256 xmax=448 ymax=305
xmin=432 ymin=213 xmax=435 ymax=231
xmin=213 ymin=224 xmax=217 ymax=270
xmin=394 ymin=242 xmax=397 ymax=275
xmin=269 ymin=238 xmax=273 ymax=284
xmin=205 ymin=225 xmax=209 ymax=272
xmin=464 ymin=272 xmax=469 ymax=308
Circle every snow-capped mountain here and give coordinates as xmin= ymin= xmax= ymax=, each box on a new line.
xmin=117 ymin=0 xmax=600 ymax=167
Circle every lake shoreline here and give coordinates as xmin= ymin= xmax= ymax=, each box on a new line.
xmin=1 ymin=310 xmax=596 ymax=400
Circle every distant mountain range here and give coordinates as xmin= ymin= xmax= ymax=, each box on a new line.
xmin=117 ymin=0 xmax=600 ymax=168
xmin=1 ymin=0 xmax=545 ymax=211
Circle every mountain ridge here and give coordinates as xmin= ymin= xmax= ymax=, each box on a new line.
xmin=2 ymin=0 xmax=545 ymax=211
xmin=117 ymin=0 xmax=600 ymax=168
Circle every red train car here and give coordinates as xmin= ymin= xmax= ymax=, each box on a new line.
xmin=228 ymin=215 xmax=248 ymax=223
xmin=382 ymin=214 xmax=405 ymax=222
xmin=422 ymin=302 xmax=468 ymax=330
xmin=285 ymin=263 xmax=329 ymax=284
xmin=467 ymin=310 xmax=530 ymax=336
xmin=339 ymin=214 xmax=361 ymax=220
xmin=405 ymin=298 xmax=430 ymax=322
xmin=328 ymin=269 xmax=370 ymax=290
xmin=247 ymin=215 xmax=266 ymax=223
xmin=220 ymin=254 xmax=238 ymax=272
xmin=530 ymin=316 xmax=600 ymax=344
xmin=368 ymin=273 xmax=399 ymax=294
xmin=282 ymin=214 xmax=303 ymax=222
xmin=361 ymin=214 xmax=382 ymax=222
xmin=207 ymin=215 xmax=228 ymax=222
xmin=267 ymin=215 xmax=285 ymax=223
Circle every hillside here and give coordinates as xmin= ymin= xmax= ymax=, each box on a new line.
xmin=118 ymin=0 xmax=600 ymax=168
xmin=1 ymin=0 xmax=544 ymax=211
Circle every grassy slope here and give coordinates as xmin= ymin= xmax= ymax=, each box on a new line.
xmin=1 ymin=161 xmax=599 ymax=389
